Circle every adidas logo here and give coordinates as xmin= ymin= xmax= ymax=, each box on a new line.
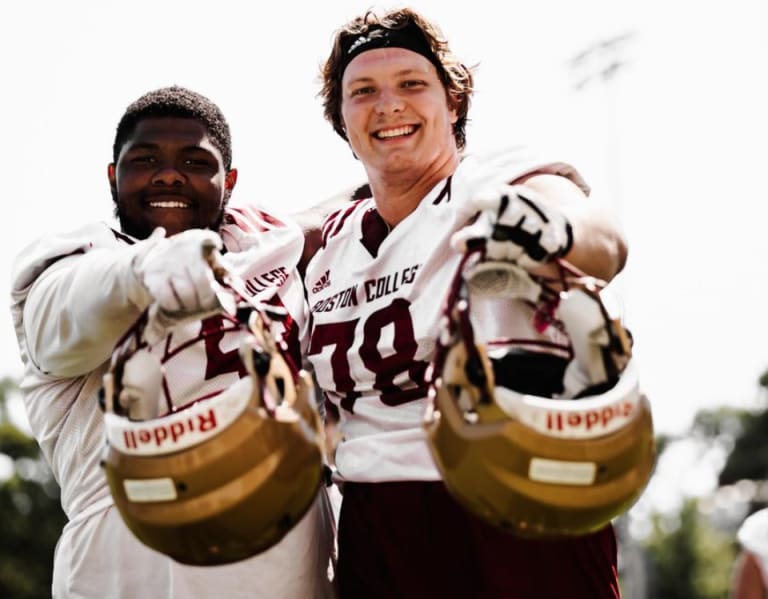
xmin=312 ymin=270 xmax=331 ymax=294
xmin=347 ymin=35 xmax=371 ymax=54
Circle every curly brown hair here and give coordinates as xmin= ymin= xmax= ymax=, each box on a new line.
xmin=319 ymin=8 xmax=474 ymax=150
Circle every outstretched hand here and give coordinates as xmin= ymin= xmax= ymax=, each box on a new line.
xmin=451 ymin=183 xmax=573 ymax=271
xmin=134 ymin=227 xmax=225 ymax=317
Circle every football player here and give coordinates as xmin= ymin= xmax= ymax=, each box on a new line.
xmin=732 ymin=508 xmax=768 ymax=598
xmin=11 ymin=86 xmax=335 ymax=598
xmin=306 ymin=8 xmax=632 ymax=598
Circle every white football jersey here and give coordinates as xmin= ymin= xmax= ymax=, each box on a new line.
xmin=11 ymin=206 xmax=334 ymax=598
xmin=305 ymin=147 xmax=589 ymax=483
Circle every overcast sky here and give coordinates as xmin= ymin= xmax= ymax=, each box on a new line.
xmin=2 ymin=0 xmax=767 ymax=438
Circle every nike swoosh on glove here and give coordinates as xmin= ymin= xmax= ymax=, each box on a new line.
xmin=133 ymin=227 xmax=225 ymax=316
xmin=451 ymin=183 xmax=573 ymax=271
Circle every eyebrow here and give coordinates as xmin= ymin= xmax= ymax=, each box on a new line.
xmin=123 ymin=142 xmax=159 ymax=152
xmin=124 ymin=142 xmax=213 ymax=154
xmin=346 ymin=68 xmax=428 ymax=86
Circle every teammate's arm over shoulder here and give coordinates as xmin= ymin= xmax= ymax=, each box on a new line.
xmin=291 ymin=183 xmax=370 ymax=277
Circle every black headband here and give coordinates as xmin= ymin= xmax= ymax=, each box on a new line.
xmin=339 ymin=22 xmax=442 ymax=78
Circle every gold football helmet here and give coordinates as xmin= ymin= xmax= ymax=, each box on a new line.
xmin=424 ymin=254 xmax=655 ymax=537
xmin=101 ymin=264 xmax=324 ymax=566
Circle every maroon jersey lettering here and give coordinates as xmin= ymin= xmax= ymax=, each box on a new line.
xmin=360 ymin=298 xmax=428 ymax=406
xmin=309 ymin=299 xmax=428 ymax=411
xmin=308 ymin=319 xmax=359 ymax=393
xmin=202 ymin=315 xmax=247 ymax=380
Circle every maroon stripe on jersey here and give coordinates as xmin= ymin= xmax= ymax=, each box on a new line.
xmin=431 ymin=178 xmax=452 ymax=205
xmin=322 ymin=201 xmax=363 ymax=247
xmin=250 ymin=206 xmax=285 ymax=228
xmin=224 ymin=205 xmax=277 ymax=233
xmin=359 ymin=208 xmax=390 ymax=258
xmin=320 ymin=210 xmax=342 ymax=246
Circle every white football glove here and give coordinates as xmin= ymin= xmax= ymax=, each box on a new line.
xmin=133 ymin=227 xmax=225 ymax=316
xmin=452 ymin=183 xmax=573 ymax=271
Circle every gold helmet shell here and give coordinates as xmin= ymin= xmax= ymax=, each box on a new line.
xmin=424 ymin=257 xmax=655 ymax=536
xmin=102 ymin=296 xmax=324 ymax=565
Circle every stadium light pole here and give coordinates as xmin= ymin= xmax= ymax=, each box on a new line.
xmin=568 ymin=32 xmax=634 ymax=220
xmin=569 ymin=32 xmax=648 ymax=599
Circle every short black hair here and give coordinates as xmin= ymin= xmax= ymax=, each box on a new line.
xmin=113 ymin=85 xmax=233 ymax=169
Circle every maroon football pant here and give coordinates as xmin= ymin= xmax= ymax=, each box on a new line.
xmin=336 ymin=481 xmax=621 ymax=599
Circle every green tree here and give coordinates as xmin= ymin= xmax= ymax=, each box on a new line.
xmin=718 ymin=368 xmax=768 ymax=486
xmin=644 ymin=498 xmax=735 ymax=599
xmin=639 ymin=368 xmax=768 ymax=598
xmin=759 ymin=368 xmax=768 ymax=390
xmin=0 ymin=377 xmax=67 ymax=599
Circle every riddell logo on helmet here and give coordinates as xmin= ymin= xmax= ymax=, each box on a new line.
xmin=122 ymin=409 xmax=218 ymax=450
xmin=546 ymin=400 xmax=634 ymax=433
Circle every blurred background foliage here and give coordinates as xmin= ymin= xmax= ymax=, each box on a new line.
xmin=640 ymin=498 xmax=735 ymax=599
xmin=1 ymin=369 xmax=766 ymax=598
xmin=0 ymin=377 xmax=66 ymax=599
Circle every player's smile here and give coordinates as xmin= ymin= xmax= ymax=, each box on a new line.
xmin=372 ymin=124 xmax=420 ymax=140
xmin=143 ymin=191 xmax=195 ymax=209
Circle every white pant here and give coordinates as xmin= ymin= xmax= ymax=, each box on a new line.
xmin=53 ymin=491 xmax=337 ymax=598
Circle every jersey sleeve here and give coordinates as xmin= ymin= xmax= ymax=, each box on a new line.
xmin=450 ymin=145 xmax=591 ymax=225
xmin=219 ymin=204 xmax=304 ymax=290
xmin=11 ymin=222 xmax=154 ymax=378
xmin=219 ymin=203 xmax=310 ymax=365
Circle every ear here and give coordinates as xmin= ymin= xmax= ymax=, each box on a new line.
xmin=224 ymin=168 xmax=238 ymax=201
xmin=448 ymin=95 xmax=459 ymax=125
xmin=225 ymin=168 xmax=238 ymax=190
xmin=107 ymin=164 xmax=117 ymax=200
xmin=339 ymin=116 xmax=349 ymax=141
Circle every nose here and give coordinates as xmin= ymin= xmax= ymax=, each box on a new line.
xmin=151 ymin=165 xmax=185 ymax=186
xmin=375 ymin=88 xmax=404 ymax=115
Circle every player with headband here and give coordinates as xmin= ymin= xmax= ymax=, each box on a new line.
xmin=307 ymin=7 xmax=643 ymax=598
